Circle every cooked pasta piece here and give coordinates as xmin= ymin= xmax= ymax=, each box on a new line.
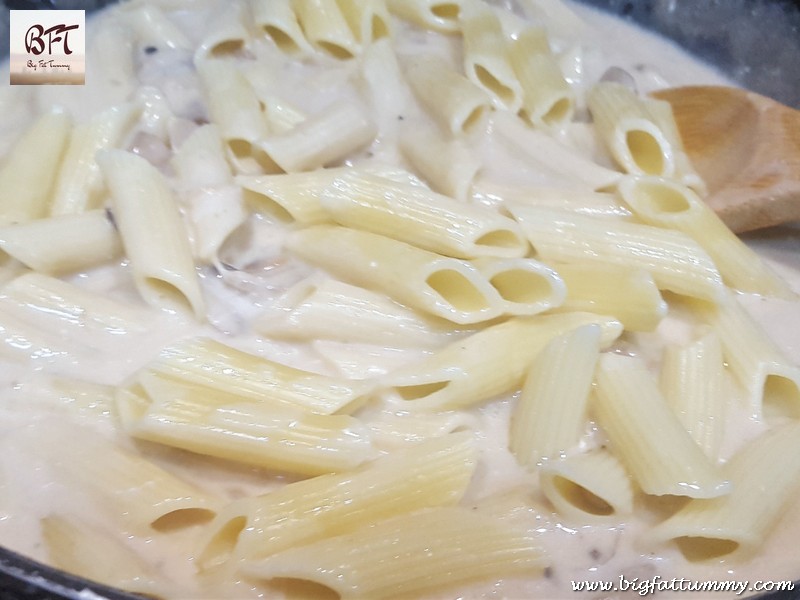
xmin=260 ymin=100 xmax=377 ymax=172
xmin=195 ymin=1 xmax=250 ymax=58
xmin=199 ymin=432 xmax=475 ymax=565
xmin=144 ymin=336 xmax=372 ymax=415
xmin=197 ymin=60 xmax=275 ymax=174
xmin=0 ymin=210 xmax=121 ymax=274
xmin=0 ymin=112 xmax=71 ymax=225
xmin=121 ymin=374 xmax=375 ymax=476
xmin=593 ymin=353 xmax=730 ymax=498
xmin=123 ymin=3 xmax=191 ymax=50
xmin=472 ymin=256 xmax=566 ymax=315
xmin=361 ymin=39 xmax=414 ymax=143
xmin=404 ymin=55 xmax=493 ymax=135
xmin=539 ymin=450 xmax=634 ymax=523
xmin=550 ymin=263 xmax=667 ymax=332
xmin=49 ymin=104 xmax=138 ymax=216
xmin=508 ymin=204 xmax=725 ymax=303
xmin=385 ymin=0 xmax=465 ymax=33
xmin=660 ymin=330 xmax=726 ymax=461
xmin=242 ymin=507 xmax=547 ymax=598
xmin=319 ymin=171 xmax=529 ymax=258
xmin=286 ymin=225 xmax=506 ymax=324
xmin=509 ymin=324 xmax=601 ymax=465
xmin=618 ymin=175 xmax=794 ymax=298
xmin=648 ymin=422 xmax=800 ymax=561
xmin=509 ymin=27 xmax=575 ymax=128
xmin=694 ymin=293 xmax=800 ymax=419
xmin=337 ymin=0 xmax=392 ymax=44
xmin=293 ymin=0 xmax=360 ymax=59
xmin=250 ymin=0 xmax=312 ymax=55
xmin=98 ymin=150 xmax=206 ymax=319
xmin=382 ymin=313 xmax=622 ymax=410
xmin=42 ymin=515 xmax=163 ymax=597
xmin=171 ymin=124 xmax=233 ymax=189
xmin=254 ymin=277 xmax=458 ymax=347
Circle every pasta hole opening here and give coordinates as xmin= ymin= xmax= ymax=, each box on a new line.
xmin=243 ymin=189 xmax=295 ymax=224
xmin=542 ymin=97 xmax=573 ymax=126
xmin=371 ymin=16 xmax=390 ymax=40
xmin=426 ymin=269 xmax=491 ymax=312
xmin=676 ymin=536 xmax=739 ymax=562
xmin=151 ymin=508 xmax=215 ymax=533
xmin=395 ymin=381 xmax=450 ymax=401
xmin=272 ymin=579 xmax=340 ymax=600
xmin=143 ymin=277 xmax=197 ymax=317
xmin=635 ymin=181 xmax=691 ymax=214
xmin=461 ymin=106 xmax=486 ymax=133
xmin=474 ymin=229 xmax=523 ymax=251
xmin=552 ymin=476 xmax=613 ymax=516
xmin=264 ymin=26 xmax=300 ymax=54
xmin=228 ymin=140 xmax=280 ymax=173
xmin=490 ymin=270 xmax=552 ymax=305
xmin=430 ymin=3 xmax=460 ymax=21
xmin=762 ymin=374 xmax=800 ymax=419
xmin=317 ymin=42 xmax=353 ymax=60
xmin=626 ymin=130 xmax=665 ymax=175
xmin=198 ymin=516 xmax=247 ymax=570
xmin=474 ymin=65 xmax=515 ymax=107
xmin=209 ymin=40 xmax=244 ymax=58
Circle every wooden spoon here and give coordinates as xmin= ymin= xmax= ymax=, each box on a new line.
xmin=651 ymin=85 xmax=800 ymax=233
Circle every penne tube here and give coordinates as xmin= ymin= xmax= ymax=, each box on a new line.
xmin=293 ymin=0 xmax=360 ymax=59
xmin=404 ymin=55 xmax=493 ymax=135
xmin=238 ymin=169 xmax=337 ymax=224
xmin=592 ymin=353 xmax=730 ymax=498
xmin=361 ymin=39 xmax=414 ymax=143
xmin=184 ymin=185 xmax=248 ymax=266
xmin=145 ymin=336 xmax=372 ymax=415
xmin=171 ymin=124 xmax=233 ymax=189
xmin=242 ymin=506 xmax=547 ymax=599
xmin=648 ymin=422 xmax=800 ymax=561
xmin=493 ymin=111 xmax=622 ymax=190
xmin=42 ymin=515 xmax=164 ymax=596
xmin=509 ymin=324 xmax=601 ymax=465
xmin=123 ymin=373 xmax=375 ymax=476
xmin=660 ymin=330 xmax=726 ymax=461
xmin=49 ymin=104 xmax=139 ymax=217
xmin=385 ymin=0 xmax=465 ymax=33
xmin=286 ymin=225 xmax=505 ymax=324
xmin=0 ymin=210 xmax=121 ymax=275
xmin=260 ymin=100 xmax=376 ymax=172
xmin=254 ymin=277 xmax=458 ymax=347
xmin=694 ymin=293 xmax=800 ymax=419
xmin=382 ymin=313 xmax=622 ymax=410
xmin=618 ymin=175 xmax=794 ymax=299
xmin=539 ymin=450 xmax=634 ymax=523
xmin=337 ymin=0 xmax=392 ymax=44
xmin=509 ymin=28 xmax=575 ymax=128
xmin=508 ymin=204 xmax=726 ymax=303
xmin=195 ymin=1 xmax=250 ymax=58
xmin=31 ymin=426 xmax=219 ymax=533
xmin=124 ymin=3 xmax=191 ymax=50
xmin=197 ymin=60 xmax=275 ymax=174
xmin=399 ymin=126 xmax=480 ymax=201
xmin=0 ymin=112 xmax=71 ymax=225
xmin=98 ymin=150 xmax=206 ymax=319
xmin=461 ymin=4 xmax=523 ymax=111
xmin=250 ymin=0 xmax=312 ymax=55
xmin=472 ymin=256 xmax=566 ymax=315
xmin=550 ymin=263 xmax=667 ymax=332
xmin=472 ymin=181 xmax=632 ymax=219
xmin=320 ymin=171 xmax=529 ymax=258
xmin=199 ymin=432 xmax=475 ymax=566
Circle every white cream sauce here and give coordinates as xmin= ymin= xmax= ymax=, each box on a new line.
xmin=0 ymin=1 xmax=799 ymax=599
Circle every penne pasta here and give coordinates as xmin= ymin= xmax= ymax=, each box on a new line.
xmin=382 ymin=313 xmax=622 ymax=410
xmin=98 ymin=150 xmax=206 ymax=319
xmin=293 ymin=0 xmax=360 ymax=59
xmin=472 ymin=256 xmax=566 ymax=315
xmin=593 ymin=353 xmax=730 ymax=498
xmin=509 ymin=324 xmax=601 ymax=465
xmin=385 ymin=0 xmax=465 ymax=33
xmin=286 ymin=225 xmax=505 ymax=324
xmin=0 ymin=112 xmax=71 ymax=225
xmin=0 ymin=210 xmax=121 ymax=275
xmin=250 ymin=0 xmax=312 ymax=55
xmin=508 ymin=203 xmax=726 ymax=303
xmin=337 ymin=0 xmax=392 ymax=45
xmin=195 ymin=1 xmax=251 ymax=58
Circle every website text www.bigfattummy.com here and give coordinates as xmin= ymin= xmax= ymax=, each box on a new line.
xmin=571 ymin=575 xmax=796 ymax=596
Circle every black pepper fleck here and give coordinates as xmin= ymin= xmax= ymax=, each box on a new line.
xmin=144 ymin=46 xmax=158 ymax=55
